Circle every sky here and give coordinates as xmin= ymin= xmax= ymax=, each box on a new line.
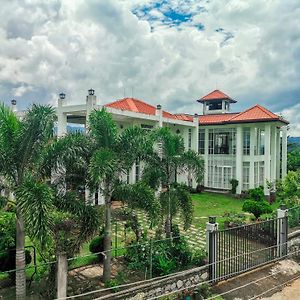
xmin=0 ymin=0 xmax=300 ymax=135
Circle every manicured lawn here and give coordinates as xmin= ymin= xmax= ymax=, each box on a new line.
xmin=192 ymin=192 xmax=244 ymax=218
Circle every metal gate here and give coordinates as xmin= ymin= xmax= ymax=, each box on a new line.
xmin=209 ymin=218 xmax=282 ymax=282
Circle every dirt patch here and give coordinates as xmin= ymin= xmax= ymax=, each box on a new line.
xmin=212 ymin=259 xmax=300 ymax=300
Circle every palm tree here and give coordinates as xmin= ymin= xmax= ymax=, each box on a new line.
xmin=143 ymin=127 xmax=204 ymax=237
xmin=87 ymin=108 xmax=160 ymax=282
xmin=0 ymin=103 xmax=55 ymax=299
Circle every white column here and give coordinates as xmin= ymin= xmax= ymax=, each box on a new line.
xmin=192 ymin=114 xmax=199 ymax=152
xmin=236 ymin=126 xmax=243 ymax=194
xmin=57 ymin=96 xmax=67 ymax=137
xmin=264 ymin=124 xmax=271 ymax=195
xmin=204 ymin=128 xmax=209 ymax=187
xmin=281 ymin=126 xmax=288 ymax=178
xmin=271 ymin=126 xmax=277 ymax=182
xmin=156 ymin=104 xmax=163 ymax=128
xmin=276 ymin=128 xmax=281 ymax=179
xmin=249 ymin=126 xmax=255 ymax=189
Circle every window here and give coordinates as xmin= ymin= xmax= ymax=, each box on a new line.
xmin=243 ymin=128 xmax=250 ymax=155
xmin=254 ymin=162 xmax=259 ymax=187
xmin=259 ymin=161 xmax=264 ymax=186
xmin=141 ymin=124 xmax=153 ymax=131
xmin=188 ymin=128 xmax=192 ymax=149
xmin=198 ymin=129 xmax=205 ymax=154
xmin=243 ymin=162 xmax=250 ymax=190
xmin=254 ymin=128 xmax=265 ymax=155
xmin=208 ymin=100 xmax=222 ymax=110
xmin=208 ymin=128 xmax=236 ymax=155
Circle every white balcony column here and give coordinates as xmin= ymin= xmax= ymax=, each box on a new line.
xmin=204 ymin=128 xmax=209 ymax=187
xmin=236 ymin=126 xmax=243 ymax=194
xmin=264 ymin=124 xmax=271 ymax=195
xmin=281 ymin=125 xmax=288 ymax=178
xmin=249 ymin=126 xmax=255 ymax=189
xmin=276 ymin=127 xmax=281 ymax=179
xmin=156 ymin=104 xmax=163 ymax=128
xmin=57 ymin=95 xmax=67 ymax=137
xmin=271 ymin=126 xmax=277 ymax=182
xmin=86 ymin=89 xmax=97 ymax=130
xmin=11 ymin=99 xmax=17 ymax=113
xmin=192 ymin=114 xmax=199 ymax=152
xmin=130 ymin=164 xmax=136 ymax=184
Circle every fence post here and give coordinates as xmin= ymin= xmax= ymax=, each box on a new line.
xmin=206 ymin=216 xmax=218 ymax=282
xmin=57 ymin=251 xmax=67 ymax=300
xmin=277 ymin=204 xmax=288 ymax=258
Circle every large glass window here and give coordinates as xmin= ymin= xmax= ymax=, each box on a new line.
xmin=208 ymin=128 xmax=236 ymax=155
xmin=259 ymin=161 xmax=264 ymax=186
xmin=243 ymin=128 xmax=250 ymax=155
xmin=254 ymin=128 xmax=265 ymax=155
xmin=198 ymin=129 xmax=205 ymax=154
xmin=243 ymin=162 xmax=250 ymax=190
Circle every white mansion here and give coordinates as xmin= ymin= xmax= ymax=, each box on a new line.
xmin=49 ymin=88 xmax=289 ymax=197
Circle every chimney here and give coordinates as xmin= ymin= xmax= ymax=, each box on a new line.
xmin=11 ymin=99 xmax=17 ymax=113
xmin=156 ymin=104 xmax=163 ymax=127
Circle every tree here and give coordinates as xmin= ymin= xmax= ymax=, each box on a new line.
xmin=0 ymin=103 xmax=55 ymax=299
xmin=287 ymin=143 xmax=300 ymax=171
xmin=142 ymin=127 xmax=204 ymax=237
xmin=87 ymin=108 xmax=159 ymax=282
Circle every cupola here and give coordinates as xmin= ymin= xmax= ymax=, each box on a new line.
xmin=197 ymin=89 xmax=236 ymax=115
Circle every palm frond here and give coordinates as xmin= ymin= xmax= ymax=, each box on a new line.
xmin=88 ymin=108 xmax=117 ymax=148
xmin=16 ymin=175 xmax=54 ymax=248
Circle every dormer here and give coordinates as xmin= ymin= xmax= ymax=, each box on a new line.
xmin=197 ymin=89 xmax=237 ymax=115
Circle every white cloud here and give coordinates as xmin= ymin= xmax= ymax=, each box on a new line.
xmin=0 ymin=0 xmax=299 ymax=134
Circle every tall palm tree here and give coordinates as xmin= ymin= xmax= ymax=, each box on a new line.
xmin=0 ymin=103 xmax=55 ymax=299
xmin=143 ymin=127 xmax=204 ymax=237
xmin=87 ymin=108 xmax=160 ymax=282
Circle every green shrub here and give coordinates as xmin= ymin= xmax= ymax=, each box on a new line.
xmin=242 ymin=200 xmax=272 ymax=219
xmin=248 ymin=186 xmax=265 ymax=201
xmin=89 ymin=234 xmax=105 ymax=262
xmin=192 ymin=249 xmax=207 ymax=266
xmin=229 ymin=179 xmax=239 ymax=194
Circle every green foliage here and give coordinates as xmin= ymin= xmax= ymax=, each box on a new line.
xmin=223 ymin=211 xmax=246 ymax=227
xmin=191 ymin=249 xmax=207 ymax=267
xmin=125 ymin=226 xmax=193 ymax=277
xmin=248 ymin=186 xmax=265 ymax=201
xmin=276 ymin=171 xmax=300 ymax=204
xmin=104 ymin=272 xmax=126 ymax=292
xmin=242 ymin=187 xmax=272 ymax=219
xmin=229 ymin=179 xmax=239 ymax=194
xmin=89 ymin=235 xmax=105 ymax=261
xmin=288 ymin=147 xmax=300 ymax=171
xmin=0 ymin=212 xmax=16 ymax=251
xmin=242 ymin=200 xmax=272 ymax=219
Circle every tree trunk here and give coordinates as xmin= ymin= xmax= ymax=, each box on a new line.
xmin=16 ymin=209 xmax=26 ymax=300
xmin=56 ymin=252 xmax=67 ymax=300
xmin=165 ymin=216 xmax=172 ymax=238
xmin=103 ymin=194 xmax=112 ymax=282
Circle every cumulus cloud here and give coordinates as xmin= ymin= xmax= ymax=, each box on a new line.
xmin=0 ymin=0 xmax=299 ymax=134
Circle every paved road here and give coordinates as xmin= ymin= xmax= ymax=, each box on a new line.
xmin=260 ymin=278 xmax=300 ymax=300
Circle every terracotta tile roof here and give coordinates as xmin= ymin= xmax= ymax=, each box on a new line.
xmin=198 ymin=89 xmax=237 ymax=103
xmin=174 ymin=114 xmax=193 ymax=122
xmin=199 ymin=113 xmax=240 ymax=125
xmin=198 ymin=105 xmax=288 ymax=125
xmin=227 ymin=104 xmax=288 ymax=124
xmin=104 ymin=97 xmax=177 ymax=119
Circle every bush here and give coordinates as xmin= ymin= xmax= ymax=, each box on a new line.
xmin=192 ymin=249 xmax=207 ymax=266
xmin=242 ymin=200 xmax=272 ymax=219
xmin=248 ymin=186 xmax=265 ymax=201
xmin=89 ymin=234 xmax=105 ymax=262
xmin=229 ymin=179 xmax=239 ymax=194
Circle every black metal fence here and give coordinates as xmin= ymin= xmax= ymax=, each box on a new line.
xmin=210 ymin=218 xmax=279 ymax=281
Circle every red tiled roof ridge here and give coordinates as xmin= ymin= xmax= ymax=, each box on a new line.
xmin=201 ymin=89 xmax=232 ymax=100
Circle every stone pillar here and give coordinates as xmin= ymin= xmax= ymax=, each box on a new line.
xmin=264 ymin=124 xmax=271 ymax=195
xmin=249 ymin=126 xmax=255 ymax=189
xmin=277 ymin=204 xmax=288 ymax=257
xmin=204 ymin=128 xmax=209 ymax=187
xmin=281 ymin=126 xmax=288 ymax=178
xmin=57 ymin=94 xmax=67 ymax=137
xmin=156 ymin=104 xmax=163 ymax=128
xmin=86 ymin=89 xmax=97 ymax=130
xmin=206 ymin=216 xmax=218 ymax=282
xmin=271 ymin=126 xmax=277 ymax=182
xmin=236 ymin=126 xmax=243 ymax=194
xmin=56 ymin=252 xmax=67 ymax=300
